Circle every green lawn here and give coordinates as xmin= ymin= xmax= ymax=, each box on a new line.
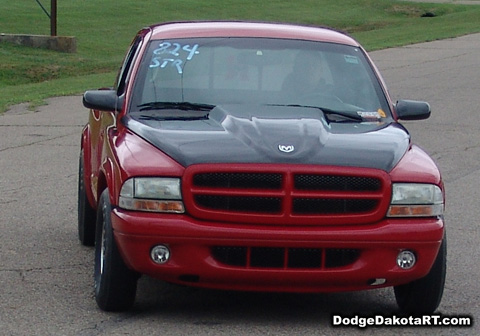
xmin=1 ymin=0 xmax=480 ymax=111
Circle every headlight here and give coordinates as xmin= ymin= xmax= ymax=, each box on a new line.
xmin=387 ymin=183 xmax=443 ymax=217
xmin=119 ymin=177 xmax=184 ymax=213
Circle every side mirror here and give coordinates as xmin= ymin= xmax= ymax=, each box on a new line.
xmin=395 ymin=100 xmax=431 ymax=120
xmin=83 ymin=89 xmax=123 ymax=112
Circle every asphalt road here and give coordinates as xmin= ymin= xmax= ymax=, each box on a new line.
xmin=1 ymin=34 xmax=480 ymax=335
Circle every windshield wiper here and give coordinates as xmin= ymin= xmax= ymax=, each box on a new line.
xmin=266 ymin=104 xmax=363 ymax=122
xmin=320 ymin=107 xmax=364 ymax=122
xmin=138 ymin=101 xmax=215 ymax=112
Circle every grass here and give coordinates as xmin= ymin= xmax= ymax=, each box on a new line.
xmin=1 ymin=0 xmax=480 ymax=111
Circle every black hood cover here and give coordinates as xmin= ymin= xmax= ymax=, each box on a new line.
xmin=124 ymin=104 xmax=410 ymax=172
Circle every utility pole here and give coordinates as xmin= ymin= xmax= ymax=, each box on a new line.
xmin=34 ymin=0 xmax=57 ymax=36
xmin=51 ymin=0 xmax=57 ymax=36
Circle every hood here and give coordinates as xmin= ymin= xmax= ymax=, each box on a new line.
xmin=123 ymin=104 xmax=410 ymax=172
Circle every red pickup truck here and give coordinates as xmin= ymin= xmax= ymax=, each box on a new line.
xmin=78 ymin=21 xmax=445 ymax=313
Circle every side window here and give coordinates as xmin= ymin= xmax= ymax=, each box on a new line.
xmin=115 ymin=36 xmax=143 ymax=95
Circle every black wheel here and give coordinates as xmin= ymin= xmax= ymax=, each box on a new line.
xmin=94 ymin=189 xmax=138 ymax=311
xmin=78 ymin=151 xmax=96 ymax=246
xmin=394 ymin=235 xmax=447 ymax=315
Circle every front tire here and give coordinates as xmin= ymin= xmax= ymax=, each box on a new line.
xmin=394 ymin=236 xmax=447 ymax=314
xmin=94 ymin=189 xmax=138 ymax=311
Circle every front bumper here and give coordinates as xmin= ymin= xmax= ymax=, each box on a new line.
xmin=112 ymin=208 xmax=444 ymax=292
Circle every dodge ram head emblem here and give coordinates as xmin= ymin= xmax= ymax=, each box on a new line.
xmin=278 ymin=144 xmax=295 ymax=153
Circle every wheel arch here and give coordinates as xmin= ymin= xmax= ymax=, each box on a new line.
xmin=98 ymin=156 xmax=122 ymax=207
xmin=80 ymin=126 xmax=97 ymax=210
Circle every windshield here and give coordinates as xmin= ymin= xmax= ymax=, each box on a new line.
xmin=130 ymin=37 xmax=391 ymax=119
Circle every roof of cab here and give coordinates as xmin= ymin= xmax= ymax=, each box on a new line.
xmin=147 ymin=21 xmax=360 ymax=47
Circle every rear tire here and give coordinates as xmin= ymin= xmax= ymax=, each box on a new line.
xmin=94 ymin=189 xmax=138 ymax=311
xmin=394 ymin=235 xmax=447 ymax=314
xmin=78 ymin=152 xmax=96 ymax=246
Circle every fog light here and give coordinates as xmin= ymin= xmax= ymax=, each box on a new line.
xmin=151 ymin=245 xmax=170 ymax=264
xmin=397 ymin=250 xmax=416 ymax=269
